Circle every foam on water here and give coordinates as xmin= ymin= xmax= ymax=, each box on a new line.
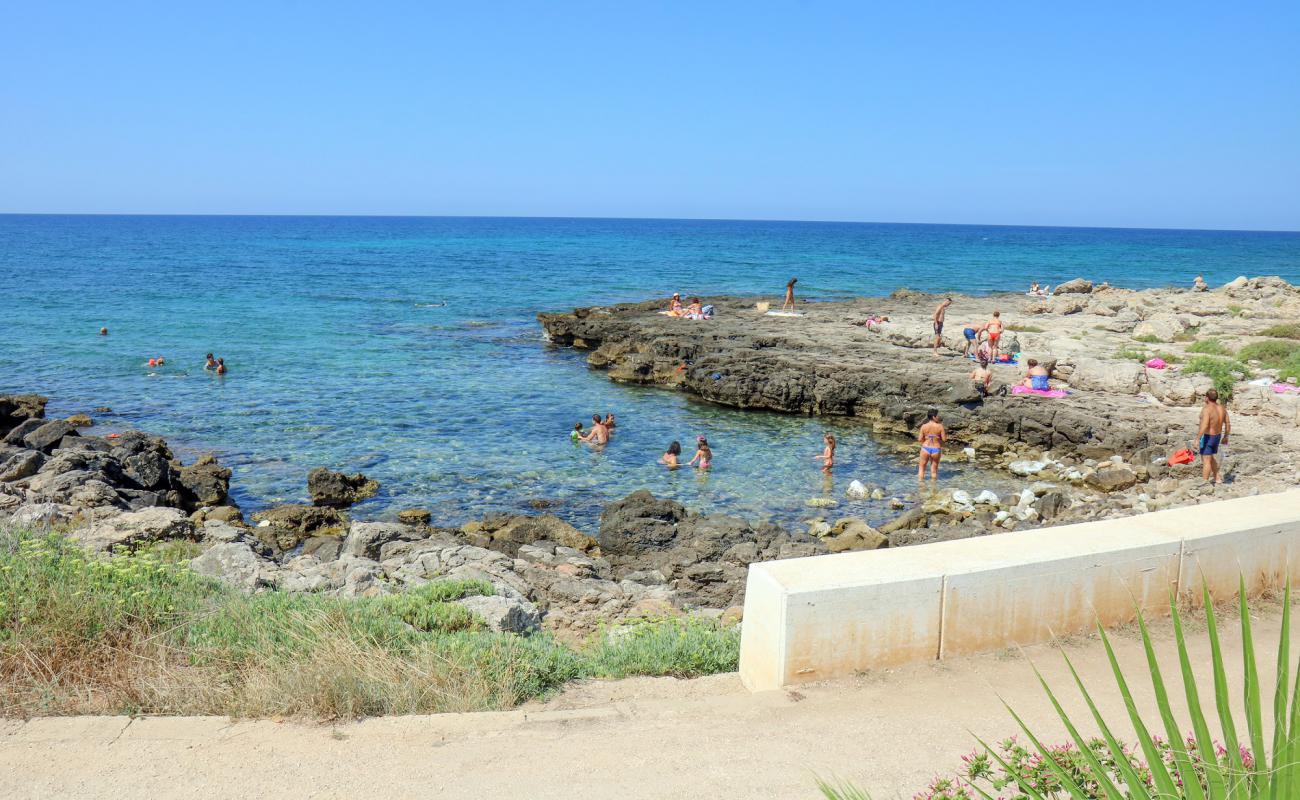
xmin=2 ymin=215 xmax=1298 ymax=528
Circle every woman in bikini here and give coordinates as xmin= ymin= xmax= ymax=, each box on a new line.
xmin=917 ymin=409 xmax=945 ymax=481
xmin=660 ymin=440 xmax=681 ymax=469
xmin=666 ymin=293 xmax=684 ymax=317
xmin=782 ymin=278 xmax=797 ymax=312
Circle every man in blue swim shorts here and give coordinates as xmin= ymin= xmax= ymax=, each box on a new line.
xmin=1197 ymin=388 xmax=1230 ymax=484
xmin=961 ymin=323 xmax=982 ymax=358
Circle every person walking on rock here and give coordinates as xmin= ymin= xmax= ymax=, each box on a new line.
xmin=781 ymin=278 xmax=797 ymax=312
xmin=932 ymin=297 xmax=952 ymax=357
xmin=1197 ymin=388 xmax=1230 ymax=485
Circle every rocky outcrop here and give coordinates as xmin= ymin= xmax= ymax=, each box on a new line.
xmin=67 ymin=507 xmax=197 ymax=553
xmin=307 ymin=468 xmax=379 ymax=508
xmin=0 ymin=394 xmax=47 ymax=437
xmin=191 ymin=542 xmax=263 ymax=593
xmin=250 ymin=504 xmax=347 ymax=552
xmin=1053 ymin=278 xmax=1094 ymax=294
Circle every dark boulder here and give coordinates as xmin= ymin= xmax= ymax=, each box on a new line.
xmin=307 ymin=467 xmax=379 ymax=508
xmin=0 ymin=394 xmax=47 ymax=437
xmin=120 ymin=450 xmax=171 ymax=490
xmin=176 ymin=454 xmax=231 ymax=508
xmin=24 ymin=420 xmax=78 ymax=453
xmin=598 ymin=490 xmax=688 ymax=553
xmin=4 ymin=419 xmax=47 ymax=446
xmin=0 ymin=450 xmax=44 ymax=482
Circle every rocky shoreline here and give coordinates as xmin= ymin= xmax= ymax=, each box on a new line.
xmin=4 ymin=276 xmax=1300 ymax=637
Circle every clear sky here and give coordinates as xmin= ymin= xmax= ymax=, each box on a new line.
xmin=2 ymin=1 xmax=1297 ymax=230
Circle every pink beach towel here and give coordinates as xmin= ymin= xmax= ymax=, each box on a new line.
xmin=1011 ymin=385 xmax=1070 ymax=398
xmin=1145 ymin=358 xmax=1167 ymax=369
xmin=1273 ymin=383 xmax=1300 ymax=394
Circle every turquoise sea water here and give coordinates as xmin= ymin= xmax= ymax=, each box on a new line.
xmin=2 ymin=215 xmax=1298 ymax=528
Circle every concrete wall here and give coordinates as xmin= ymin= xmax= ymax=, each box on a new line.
xmin=739 ymin=489 xmax=1300 ymax=691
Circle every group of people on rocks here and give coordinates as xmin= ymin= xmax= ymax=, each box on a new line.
xmin=664 ymin=293 xmax=713 ymax=320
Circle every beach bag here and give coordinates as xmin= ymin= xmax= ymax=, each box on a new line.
xmin=756 ymin=301 xmax=770 ymax=313
xmin=1167 ymin=448 xmax=1196 ymax=466
xmin=701 ymin=304 xmax=714 ymax=319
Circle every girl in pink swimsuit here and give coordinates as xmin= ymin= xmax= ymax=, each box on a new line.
xmin=689 ymin=436 xmax=713 ymax=470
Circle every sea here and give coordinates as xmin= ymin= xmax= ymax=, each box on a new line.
xmin=2 ymin=215 xmax=1298 ymax=528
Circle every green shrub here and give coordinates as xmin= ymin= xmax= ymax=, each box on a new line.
xmin=1115 ymin=347 xmax=1149 ymax=362
xmin=1185 ymin=338 xmax=1231 ymax=356
xmin=1227 ymin=304 xmax=1245 ymax=316
xmin=1236 ymin=339 xmax=1300 ymax=382
xmin=1257 ymin=323 xmax=1300 ymax=339
xmin=1133 ymin=334 xmax=1163 ymax=344
xmin=1006 ymin=323 xmax=1045 ymax=333
xmin=0 ymin=529 xmax=740 ymax=718
xmin=1184 ymin=355 xmax=1251 ymax=398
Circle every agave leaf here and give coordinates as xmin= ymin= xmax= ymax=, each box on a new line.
xmin=1203 ymin=583 xmax=1249 ymax=796
xmin=1096 ymin=623 xmax=1181 ymax=797
xmin=1268 ymin=582 xmax=1291 ymax=800
xmin=1027 ymin=658 xmax=1127 ymax=800
xmin=1136 ymin=602 xmax=1206 ymax=800
xmin=1239 ymin=577 xmax=1268 ymax=780
xmin=1171 ymin=592 xmax=1229 ymax=799
xmin=815 ymin=777 xmax=870 ymax=800
xmin=1059 ymin=646 xmax=1157 ymax=798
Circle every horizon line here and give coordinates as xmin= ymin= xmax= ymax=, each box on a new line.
xmin=0 ymin=211 xmax=1297 ymax=236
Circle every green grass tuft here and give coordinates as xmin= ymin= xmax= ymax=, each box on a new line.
xmin=1184 ymin=355 xmax=1251 ymax=398
xmin=1185 ymin=337 xmax=1231 ymax=356
xmin=0 ymin=529 xmax=739 ymax=718
xmin=1133 ymin=334 xmax=1163 ymax=344
xmin=1257 ymin=323 xmax=1300 ymax=339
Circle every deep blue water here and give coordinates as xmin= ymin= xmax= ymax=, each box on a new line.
xmin=2 ymin=215 xmax=1298 ymax=528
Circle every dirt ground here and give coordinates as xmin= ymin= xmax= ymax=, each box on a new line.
xmin=3 ymin=599 xmax=1292 ymax=799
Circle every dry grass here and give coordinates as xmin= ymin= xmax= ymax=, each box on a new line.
xmin=0 ymin=528 xmax=738 ymax=719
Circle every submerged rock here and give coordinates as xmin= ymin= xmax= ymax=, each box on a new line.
xmin=307 ymin=467 xmax=379 ymax=508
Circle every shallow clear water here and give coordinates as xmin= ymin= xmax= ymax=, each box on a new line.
xmin=2 ymin=215 xmax=1298 ymax=528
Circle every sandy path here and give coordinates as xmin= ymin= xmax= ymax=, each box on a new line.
xmin=3 ymin=601 xmax=1293 ymax=800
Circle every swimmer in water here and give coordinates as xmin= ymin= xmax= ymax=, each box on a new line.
xmin=688 ymin=436 xmax=713 ymax=470
xmin=813 ymin=433 xmax=836 ymax=471
xmin=571 ymin=422 xmax=584 ymax=443
xmin=99 ymin=327 xmax=108 ymax=336
xmin=660 ymin=440 xmax=681 ymax=469
xmin=215 ymin=357 xmax=226 ymax=375
xmin=204 ymin=353 xmax=217 ymax=371
xmin=579 ymin=414 xmax=608 ymax=444
xmin=603 ymin=412 xmax=616 ymax=429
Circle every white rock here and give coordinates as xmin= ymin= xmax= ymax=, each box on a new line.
xmin=1225 ymin=275 xmax=1249 ymax=289
xmin=1029 ymin=481 xmax=1057 ymax=496
xmin=456 ymin=594 xmax=541 ymax=634
xmin=845 ymin=480 xmax=868 ymax=499
xmin=258 ymin=519 xmax=271 ymax=527
xmin=962 ymin=447 xmax=977 ymax=459
xmin=1009 ymin=460 xmax=1046 ymax=476
xmin=974 ymin=490 xmax=999 ymax=506
xmin=805 ymin=498 xmax=839 ymax=508
xmin=1017 ymin=488 xmax=1036 ymax=508
xmin=950 ymin=489 xmax=972 ymax=506
xmin=191 ymin=542 xmax=262 ymax=593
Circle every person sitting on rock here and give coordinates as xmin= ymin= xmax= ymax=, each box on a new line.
xmin=685 ymin=297 xmax=704 ymax=319
xmin=1020 ymin=359 xmax=1050 ymax=391
xmin=970 ymin=357 xmax=993 ymax=397
xmin=666 ymin=292 xmax=685 ymax=316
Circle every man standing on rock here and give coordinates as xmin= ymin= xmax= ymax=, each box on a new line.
xmin=1197 ymin=388 xmax=1230 ymax=485
xmin=931 ymin=297 xmax=952 ymax=357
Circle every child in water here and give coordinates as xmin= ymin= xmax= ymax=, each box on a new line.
xmin=813 ymin=433 xmax=836 ymax=471
xmin=688 ymin=436 xmax=712 ymax=469
xmin=571 ymin=422 xmax=584 ymax=442
xmin=215 ymin=358 xmax=226 ymax=375
xmin=660 ymin=441 xmax=681 ymax=468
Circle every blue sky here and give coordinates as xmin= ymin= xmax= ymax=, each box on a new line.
xmin=2 ymin=2 xmax=1297 ymax=230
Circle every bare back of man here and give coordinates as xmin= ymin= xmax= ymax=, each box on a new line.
xmin=1196 ymin=389 xmax=1231 ymax=484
